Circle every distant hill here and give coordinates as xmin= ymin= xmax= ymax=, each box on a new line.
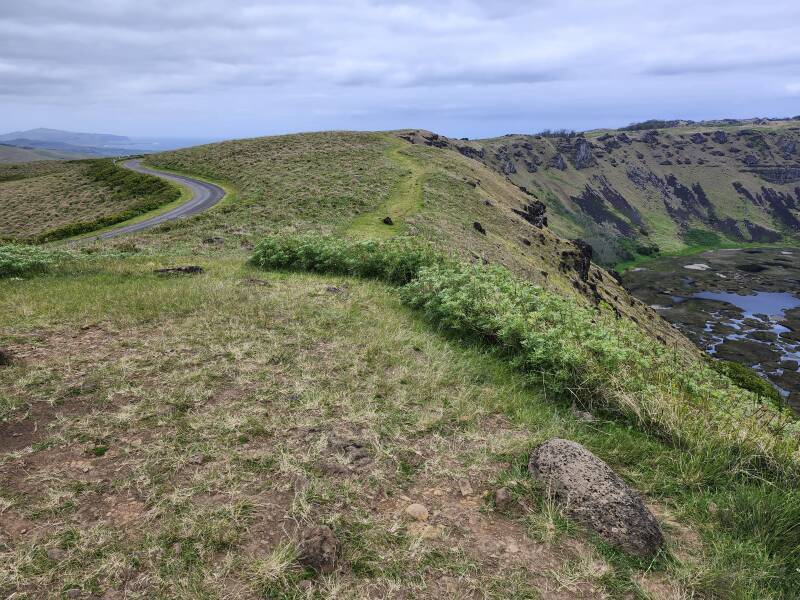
xmin=402 ymin=119 xmax=800 ymax=265
xmin=0 ymin=143 xmax=89 ymax=163
xmin=0 ymin=127 xmax=129 ymax=147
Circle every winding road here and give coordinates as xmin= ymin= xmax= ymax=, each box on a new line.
xmin=91 ymin=159 xmax=226 ymax=240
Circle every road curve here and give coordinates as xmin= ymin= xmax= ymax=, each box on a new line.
xmin=92 ymin=159 xmax=226 ymax=240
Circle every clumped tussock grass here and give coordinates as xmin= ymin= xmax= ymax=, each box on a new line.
xmin=0 ymin=244 xmax=68 ymax=277
xmin=252 ymin=234 xmax=800 ymax=481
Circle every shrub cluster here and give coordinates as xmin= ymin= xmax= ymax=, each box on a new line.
xmin=0 ymin=244 xmax=67 ymax=277
xmin=252 ymin=234 xmax=800 ymax=478
xmin=32 ymin=160 xmax=181 ymax=243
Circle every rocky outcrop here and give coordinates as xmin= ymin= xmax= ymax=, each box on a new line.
xmin=560 ymin=239 xmax=593 ymax=281
xmin=711 ymin=131 xmax=728 ymax=144
xmin=549 ymin=153 xmax=568 ymax=170
xmin=571 ymin=138 xmax=597 ymax=169
xmin=748 ymin=166 xmax=800 ymax=184
xmin=528 ymin=439 xmax=663 ymax=557
xmin=512 ymin=200 xmax=547 ymax=228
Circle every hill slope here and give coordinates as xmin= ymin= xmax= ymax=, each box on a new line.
xmin=144 ymin=131 xmax=693 ymax=351
xmin=406 ymin=120 xmax=800 ymax=264
xmin=2 ymin=130 xmax=800 ymax=598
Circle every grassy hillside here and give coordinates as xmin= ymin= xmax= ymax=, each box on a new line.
xmin=144 ymin=132 xmax=692 ymax=352
xmin=2 ymin=130 xmax=800 ymax=598
xmin=0 ymin=256 xmax=798 ymax=598
xmin=409 ymin=120 xmax=800 ymax=264
xmin=0 ymin=160 xmax=181 ymax=242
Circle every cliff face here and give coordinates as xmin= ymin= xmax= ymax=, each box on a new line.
xmin=400 ymin=121 xmax=800 ymax=265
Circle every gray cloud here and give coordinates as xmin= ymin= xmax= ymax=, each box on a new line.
xmin=1 ymin=0 xmax=798 ymax=137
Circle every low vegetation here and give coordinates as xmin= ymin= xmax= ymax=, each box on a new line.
xmin=0 ymin=244 xmax=67 ymax=277
xmin=0 ymin=159 xmax=181 ymax=242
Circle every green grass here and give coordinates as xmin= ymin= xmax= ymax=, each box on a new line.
xmin=2 ymin=253 xmax=797 ymax=597
xmin=346 ymin=141 xmax=426 ymax=239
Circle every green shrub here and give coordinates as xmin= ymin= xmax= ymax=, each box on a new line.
xmin=251 ymin=234 xmax=800 ymax=479
xmin=0 ymin=244 xmax=67 ymax=277
xmin=710 ymin=359 xmax=783 ymax=406
xmin=683 ymin=228 xmax=722 ymax=248
xmin=251 ymin=234 xmax=441 ymax=285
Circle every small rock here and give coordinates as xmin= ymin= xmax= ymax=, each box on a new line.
xmin=528 ymin=438 xmax=663 ymax=557
xmin=382 ymin=216 xmax=394 ymax=225
xmin=405 ymin=503 xmax=429 ymax=521
xmin=473 ymin=222 xmax=486 ymax=235
xmin=188 ymin=454 xmax=207 ymax=465
xmin=242 ymin=277 xmax=270 ymax=287
xmin=46 ymin=547 xmax=66 ymax=561
xmin=298 ymin=525 xmax=340 ymax=574
xmin=570 ymin=402 xmax=597 ymax=423
xmin=0 ymin=348 xmax=12 ymax=366
xmin=202 ymin=236 xmax=225 ymax=245
xmin=154 ymin=265 xmax=204 ymax=276
xmin=495 ymin=487 xmax=512 ymax=511
xmin=458 ymin=479 xmax=474 ymax=497
xmin=325 ymin=285 xmax=344 ymax=294
xmin=65 ymin=589 xmax=82 ymax=598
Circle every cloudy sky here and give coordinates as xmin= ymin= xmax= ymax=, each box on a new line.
xmin=1 ymin=0 xmax=799 ymax=139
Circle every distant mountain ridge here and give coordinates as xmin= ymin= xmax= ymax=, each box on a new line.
xmin=0 ymin=127 xmax=129 ymax=147
xmin=400 ymin=118 xmax=800 ymax=265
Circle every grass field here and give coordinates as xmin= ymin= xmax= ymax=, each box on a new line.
xmin=1 ymin=255 xmax=797 ymax=598
xmin=2 ymin=128 xmax=799 ymax=598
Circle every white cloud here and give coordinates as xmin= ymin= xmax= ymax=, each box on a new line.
xmin=1 ymin=0 xmax=799 ymax=137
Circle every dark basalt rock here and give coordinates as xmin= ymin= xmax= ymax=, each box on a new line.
xmin=549 ymin=153 xmax=568 ymax=170
xmin=512 ymin=200 xmax=547 ymax=228
xmin=455 ymin=144 xmax=485 ymax=160
xmin=690 ymin=132 xmax=706 ymax=144
xmin=641 ymin=130 xmax=659 ymax=145
xmin=572 ymin=138 xmax=597 ymax=169
xmin=473 ymin=221 xmax=486 ymax=235
xmin=0 ymin=348 xmax=12 ymax=366
xmin=154 ymin=266 xmax=204 ymax=275
xmin=560 ymin=239 xmax=593 ymax=281
xmin=778 ymin=137 xmax=797 ymax=157
xmin=528 ymin=439 xmax=663 ymax=557
xmin=382 ymin=216 xmax=394 ymax=225
xmin=711 ymin=131 xmax=729 ymax=144
xmin=298 ymin=526 xmax=340 ymax=574
xmin=748 ymin=166 xmax=800 ymax=184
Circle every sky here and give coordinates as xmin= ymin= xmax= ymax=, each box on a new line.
xmin=1 ymin=0 xmax=799 ymax=140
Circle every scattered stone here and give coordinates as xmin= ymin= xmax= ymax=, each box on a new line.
xmin=494 ymin=487 xmax=512 ymax=511
xmin=328 ymin=429 xmax=371 ymax=469
xmin=528 ymin=438 xmax=663 ymax=557
xmin=298 ymin=526 xmax=340 ymax=574
xmin=458 ymin=479 xmax=474 ymax=497
xmin=154 ymin=265 xmax=204 ymax=276
xmin=382 ymin=216 xmax=394 ymax=225
xmin=473 ymin=222 xmax=486 ymax=235
xmin=405 ymin=503 xmax=429 ymax=521
xmin=242 ymin=277 xmax=270 ymax=286
xmin=325 ymin=285 xmax=344 ymax=294
xmin=188 ymin=453 xmax=207 ymax=465
xmin=202 ymin=236 xmax=225 ymax=245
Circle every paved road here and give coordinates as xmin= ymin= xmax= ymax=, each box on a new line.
xmin=91 ymin=159 xmax=226 ymax=239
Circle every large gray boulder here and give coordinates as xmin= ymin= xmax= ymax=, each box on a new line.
xmin=528 ymin=438 xmax=663 ymax=557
